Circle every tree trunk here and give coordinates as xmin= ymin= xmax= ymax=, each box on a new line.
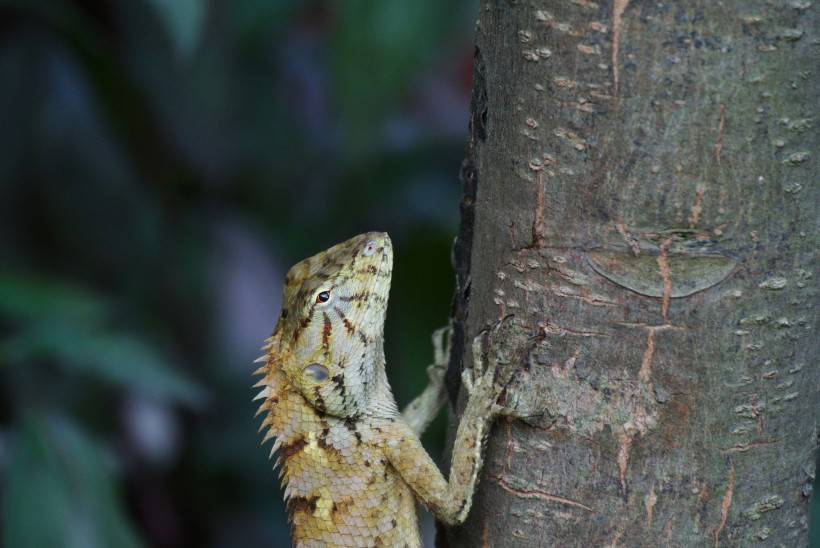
xmin=443 ymin=1 xmax=819 ymax=546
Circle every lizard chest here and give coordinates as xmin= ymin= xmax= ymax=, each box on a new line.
xmin=282 ymin=419 xmax=421 ymax=548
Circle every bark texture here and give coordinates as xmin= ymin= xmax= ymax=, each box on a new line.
xmin=443 ymin=1 xmax=819 ymax=546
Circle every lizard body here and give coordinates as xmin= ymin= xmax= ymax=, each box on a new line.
xmin=254 ymin=232 xmax=513 ymax=547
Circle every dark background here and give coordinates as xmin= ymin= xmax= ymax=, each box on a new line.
xmin=0 ymin=2 xmax=817 ymax=547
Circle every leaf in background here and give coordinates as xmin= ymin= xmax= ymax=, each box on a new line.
xmin=2 ymin=322 xmax=206 ymax=407
xmin=144 ymin=0 xmax=208 ymax=58
xmin=0 ymin=274 xmax=205 ymax=406
xmin=3 ymin=415 xmax=145 ymax=548
xmin=230 ymin=0 xmax=299 ymax=42
xmin=2 ymin=418 xmax=71 ymax=548
xmin=0 ymin=274 xmax=109 ymax=325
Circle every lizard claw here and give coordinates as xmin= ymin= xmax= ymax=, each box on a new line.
xmin=468 ymin=315 xmax=515 ymax=375
xmin=461 ymin=368 xmax=475 ymax=395
xmin=463 ymin=315 xmax=519 ymax=414
xmin=424 ymin=324 xmax=451 ymax=387
xmin=431 ymin=325 xmax=452 ymax=367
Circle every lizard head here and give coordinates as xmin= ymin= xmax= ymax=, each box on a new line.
xmin=271 ymin=232 xmax=396 ymax=418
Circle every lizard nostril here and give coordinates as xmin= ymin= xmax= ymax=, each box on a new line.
xmin=363 ymin=240 xmax=378 ymax=257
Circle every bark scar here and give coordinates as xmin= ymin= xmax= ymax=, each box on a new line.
xmin=639 ymin=328 xmax=656 ymax=383
xmin=617 ymin=430 xmax=636 ymax=494
xmin=612 ymin=0 xmax=631 ymax=95
xmin=688 ymin=186 xmax=706 ymax=228
xmin=657 ymin=239 xmax=673 ymax=320
xmin=635 ymin=323 xmax=679 ymax=382
xmin=504 ymin=417 xmax=516 ymax=471
xmin=489 ymin=474 xmax=594 ymax=512
xmin=540 ymin=320 xmax=610 ymax=338
xmin=616 ymin=222 xmax=641 ymax=255
xmin=721 ymin=438 xmax=780 ymax=455
xmin=713 ymin=459 xmax=736 ymax=547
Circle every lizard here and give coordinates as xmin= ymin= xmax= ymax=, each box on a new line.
xmin=252 ymin=231 xmax=519 ymax=547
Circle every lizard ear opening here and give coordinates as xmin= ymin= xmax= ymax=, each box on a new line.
xmin=303 ymin=363 xmax=329 ymax=382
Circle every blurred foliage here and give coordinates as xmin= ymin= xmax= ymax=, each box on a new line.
xmin=5 ymin=415 xmax=144 ymax=548
xmin=0 ymin=275 xmax=205 ymax=405
xmin=0 ymin=0 xmax=477 ymax=546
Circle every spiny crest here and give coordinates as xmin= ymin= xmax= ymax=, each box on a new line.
xmin=252 ymin=332 xmax=278 ymax=408
xmin=252 ymin=330 xmax=284 ymax=461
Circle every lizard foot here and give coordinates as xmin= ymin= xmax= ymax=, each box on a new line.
xmin=425 ymin=324 xmax=452 ymax=386
xmin=461 ymin=315 xmax=521 ymax=418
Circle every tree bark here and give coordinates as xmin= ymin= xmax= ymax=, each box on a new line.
xmin=443 ymin=1 xmax=819 ymax=546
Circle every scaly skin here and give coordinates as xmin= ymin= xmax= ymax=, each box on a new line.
xmin=254 ymin=232 xmax=515 ymax=547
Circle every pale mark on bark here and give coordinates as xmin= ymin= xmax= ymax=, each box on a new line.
xmin=551 ymin=284 xmax=620 ymax=307
xmin=575 ymin=291 xmax=619 ymax=307
xmin=721 ymin=438 xmax=781 ymax=455
xmin=617 ymin=430 xmax=636 ymax=493
xmin=713 ymin=459 xmax=736 ymax=547
xmin=539 ymin=319 xmax=610 ymax=338
xmin=657 ymin=239 xmax=673 ymax=320
xmin=689 ymin=186 xmax=706 ymax=228
xmin=616 ymin=222 xmax=641 ymax=255
xmin=639 ymin=328 xmax=656 ymax=383
xmin=617 ymin=322 xmax=681 ymax=331
xmin=637 ymin=323 xmax=680 ymax=381
xmin=489 ymin=474 xmax=594 ymax=511
xmin=611 ymin=0 xmax=631 ymax=95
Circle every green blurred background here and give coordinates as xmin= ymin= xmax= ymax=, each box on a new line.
xmin=0 ymin=1 xmax=476 ymax=546
xmin=0 ymin=1 xmax=817 ymax=547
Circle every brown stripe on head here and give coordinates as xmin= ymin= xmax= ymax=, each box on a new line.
xmin=321 ymin=312 xmax=332 ymax=350
xmin=333 ymin=306 xmax=355 ymax=335
xmin=338 ymin=291 xmax=370 ymax=302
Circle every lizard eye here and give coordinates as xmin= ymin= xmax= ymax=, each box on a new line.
xmin=316 ymin=290 xmax=331 ymax=304
xmin=304 ymin=363 xmax=329 ymax=382
xmin=363 ymin=240 xmax=377 ymax=257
